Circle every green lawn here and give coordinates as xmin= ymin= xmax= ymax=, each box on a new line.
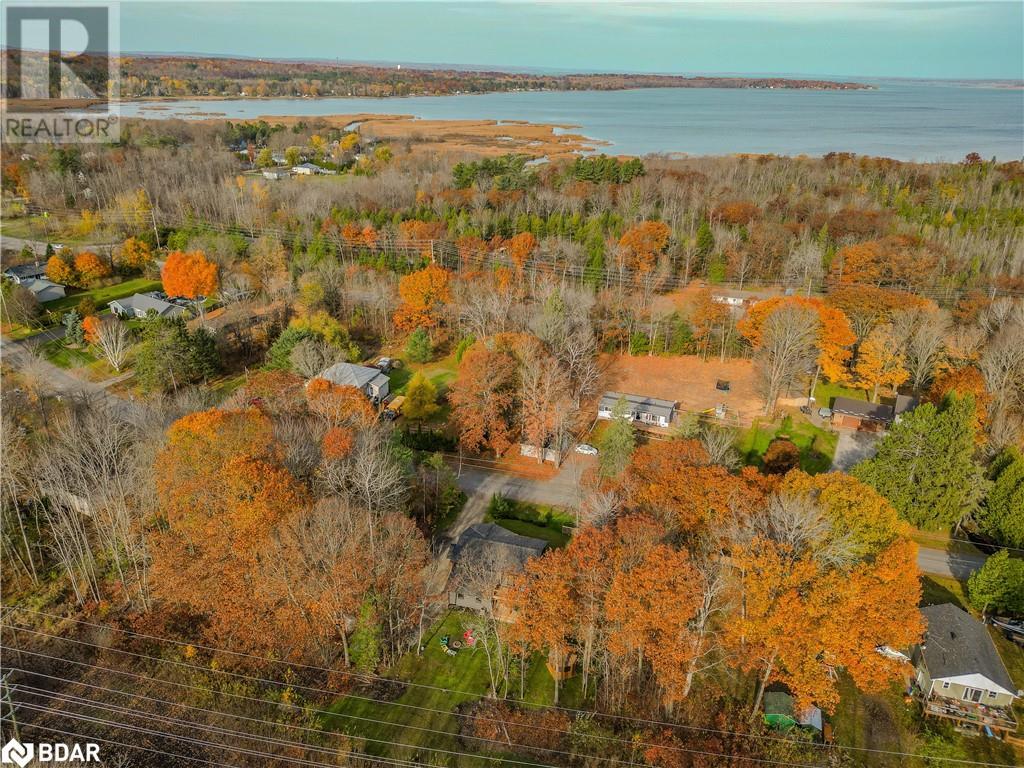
xmin=485 ymin=496 xmax=574 ymax=548
xmin=812 ymin=380 xmax=867 ymax=408
xmin=389 ymin=354 xmax=459 ymax=397
xmin=41 ymin=338 xmax=98 ymax=369
xmin=737 ymin=415 xmax=838 ymax=474
xmin=920 ymin=575 xmax=968 ymax=611
xmin=325 ymin=611 xmax=579 ymax=765
xmin=47 ymin=278 xmax=163 ymax=314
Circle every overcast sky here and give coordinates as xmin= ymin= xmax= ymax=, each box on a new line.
xmin=112 ymin=1 xmax=1024 ymax=80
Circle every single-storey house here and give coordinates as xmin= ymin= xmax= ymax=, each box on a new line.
xmin=293 ymin=163 xmax=321 ymax=175
xmin=20 ymin=277 xmax=66 ymax=302
xmin=317 ymin=362 xmax=390 ymax=402
xmin=598 ymin=392 xmax=677 ymax=428
xmin=830 ymin=395 xmax=917 ymax=431
xmin=3 ymin=261 xmax=48 ymax=284
xmin=447 ymin=523 xmax=547 ymax=620
xmin=262 ymin=166 xmax=291 ymax=180
xmin=913 ymin=603 xmax=1019 ymax=737
xmin=109 ymin=292 xmax=188 ymax=320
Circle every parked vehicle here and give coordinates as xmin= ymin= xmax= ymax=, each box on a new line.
xmin=575 ymin=443 xmax=599 ymax=456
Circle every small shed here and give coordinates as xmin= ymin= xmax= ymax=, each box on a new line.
xmin=764 ymin=692 xmax=823 ymax=733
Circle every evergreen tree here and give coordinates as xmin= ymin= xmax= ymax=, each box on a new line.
xmin=597 ymin=397 xmax=636 ymax=478
xmin=404 ymin=327 xmax=433 ymax=363
xmin=135 ymin=317 xmax=221 ymax=392
xmin=403 ymin=372 xmax=439 ymax=421
xmin=979 ymin=447 xmax=1024 ymax=548
xmin=62 ymin=309 xmax=85 ymax=346
xmin=696 ymin=220 xmax=715 ymax=257
xmin=853 ymin=395 xmax=988 ymax=531
xmin=968 ymin=550 xmax=1024 ymax=616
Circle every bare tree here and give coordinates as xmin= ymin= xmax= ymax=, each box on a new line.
xmin=94 ymin=317 xmax=132 ymax=372
xmin=755 ymin=304 xmax=818 ymax=415
xmin=782 ymin=239 xmax=824 ymax=297
xmin=699 ymin=425 xmax=740 ymax=469
xmin=893 ymin=308 xmax=950 ymax=391
xmin=290 ymin=337 xmax=345 ymax=379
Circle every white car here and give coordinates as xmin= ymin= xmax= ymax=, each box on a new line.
xmin=575 ymin=443 xmax=599 ymax=456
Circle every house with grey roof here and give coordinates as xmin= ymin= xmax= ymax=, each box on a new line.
xmin=20 ymin=277 xmax=66 ymax=303
xmin=316 ymin=362 xmax=390 ymax=402
xmin=109 ymin=292 xmax=188 ymax=320
xmin=912 ymin=603 xmax=1019 ymax=737
xmin=598 ymin=391 xmax=677 ymax=428
xmin=447 ymin=523 xmax=548 ymax=616
xmin=3 ymin=261 xmax=48 ymax=284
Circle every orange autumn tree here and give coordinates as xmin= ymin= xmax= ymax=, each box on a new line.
xmin=620 ymin=439 xmax=767 ymax=535
xmin=507 ymin=231 xmax=537 ymax=274
xmin=162 ymin=250 xmax=219 ymax=314
xmin=305 ymin=377 xmax=377 ymax=427
xmin=82 ymin=315 xmax=101 ymax=345
xmin=724 ymin=471 xmax=923 ymax=715
xmin=855 ymin=323 xmax=908 ymax=402
xmin=73 ymin=251 xmax=112 ymax=285
xmin=928 ymin=365 xmax=991 ymax=438
xmin=738 ymin=295 xmax=856 ymax=387
xmin=116 ymin=237 xmax=153 ymax=271
xmin=151 ymin=408 xmax=308 ymax=655
xmin=393 ymin=263 xmax=452 ymax=332
xmin=45 ymin=255 xmax=76 ymax=285
xmin=617 ymin=220 xmax=671 ymax=277
xmin=448 ymin=341 xmax=519 ymax=455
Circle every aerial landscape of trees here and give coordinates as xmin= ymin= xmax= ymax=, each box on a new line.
xmin=1 ymin=115 xmax=1022 ymax=767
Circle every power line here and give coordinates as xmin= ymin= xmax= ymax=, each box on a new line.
xmin=12 ymin=683 xmax=550 ymax=768
xmin=9 ymin=670 xmax=635 ymax=768
xmin=4 ymin=615 xmax=1013 ymax=767
xmin=5 ymin=674 xmax=831 ymax=768
xmin=1 ymin=716 xmax=240 ymax=768
xmin=1 ymin=638 xmax=832 ymax=768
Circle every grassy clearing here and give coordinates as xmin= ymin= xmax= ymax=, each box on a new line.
xmin=41 ymin=338 xmax=98 ymax=369
xmin=47 ymin=278 xmax=163 ymax=314
xmin=737 ymin=415 xmax=838 ymax=474
xmin=485 ymin=496 xmax=574 ymax=548
xmin=389 ymin=353 xmax=459 ymax=397
xmin=920 ymin=575 xmax=969 ymax=610
xmin=812 ymin=380 xmax=867 ymax=408
xmin=0 ymin=215 xmax=117 ymax=246
xmin=325 ymin=611 xmax=574 ymax=765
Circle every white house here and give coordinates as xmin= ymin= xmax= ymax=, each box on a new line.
xmin=262 ymin=166 xmax=291 ymax=180
xmin=293 ymin=163 xmax=321 ymax=176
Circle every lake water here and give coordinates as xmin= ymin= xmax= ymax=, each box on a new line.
xmin=118 ymin=80 xmax=1024 ymax=161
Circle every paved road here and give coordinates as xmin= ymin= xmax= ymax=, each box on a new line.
xmin=1 ymin=235 xmax=117 ymax=255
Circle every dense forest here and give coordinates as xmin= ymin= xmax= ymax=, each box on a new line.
xmin=1 ymin=119 xmax=1022 ymax=767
